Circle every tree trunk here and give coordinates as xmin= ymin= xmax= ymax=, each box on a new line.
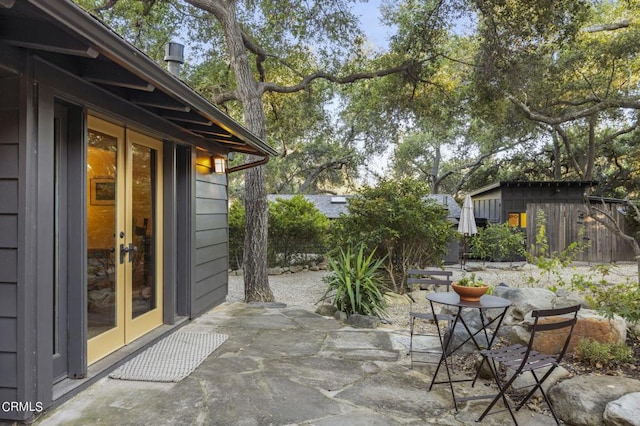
xmin=552 ymin=129 xmax=562 ymax=179
xmin=217 ymin=1 xmax=274 ymax=302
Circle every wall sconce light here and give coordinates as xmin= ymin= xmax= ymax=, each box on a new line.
xmin=212 ymin=155 xmax=227 ymax=174
xmin=577 ymin=212 xmax=585 ymax=225
xmin=195 ymin=150 xmax=227 ymax=175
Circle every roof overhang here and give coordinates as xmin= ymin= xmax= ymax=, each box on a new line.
xmin=0 ymin=0 xmax=278 ymax=157
xmin=468 ymin=181 xmax=599 ymax=197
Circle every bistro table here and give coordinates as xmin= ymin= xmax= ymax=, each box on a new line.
xmin=426 ymin=292 xmax=511 ymax=411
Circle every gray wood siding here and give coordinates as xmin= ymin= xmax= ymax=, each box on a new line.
xmin=527 ymin=203 xmax=635 ymax=262
xmin=193 ymin=172 xmax=229 ymax=317
xmin=0 ymin=77 xmax=19 ymax=401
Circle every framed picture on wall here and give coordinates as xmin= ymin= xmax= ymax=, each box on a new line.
xmin=90 ymin=177 xmax=116 ymax=205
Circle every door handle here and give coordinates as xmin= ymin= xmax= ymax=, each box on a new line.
xmin=119 ymin=243 xmax=138 ymax=264
xmin=119 ymin=243 xmax=129 ymax=264
xmin=128 ymin=243 xmax=138 ymax=263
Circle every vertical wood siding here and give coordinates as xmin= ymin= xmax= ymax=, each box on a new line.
xmin=193 ymin=168 xmax=229 ymax=317
xmin=0 ymin=76 xmax=19 ymax=403
xmin=526 ymin=203 xmax=634 ymax=262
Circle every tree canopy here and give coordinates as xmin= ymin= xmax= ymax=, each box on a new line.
xmin=73 ymin=0 xmax=640 ymax=297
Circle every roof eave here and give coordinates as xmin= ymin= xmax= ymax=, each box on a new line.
xmin=28 ymin=0 xmax=278 ymax=157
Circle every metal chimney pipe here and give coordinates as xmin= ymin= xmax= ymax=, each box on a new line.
xmin=164 ymin=42 xmax=184 ymax=77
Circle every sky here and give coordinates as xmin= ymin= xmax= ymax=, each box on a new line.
xmin=352 ymin=0 xmax=394 ymax=49
xmin=350 ymin=1 xmax=396 ymax=182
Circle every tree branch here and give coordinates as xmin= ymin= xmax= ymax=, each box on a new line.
xmin=240 ymin=30 xmax=268 ymax=82
xmin=583 ymin=20 xmax=630 ymax=33
xmin=506 ymin=93 xmax=640 ymax=125
xmin=259 ymin=61 xmax=416 ymax=95
xmin=600 ymin=117 xmax=640 ymax=145
xmin=299 ymin=155 xmax=355 ymax=193
xmin=585 ymin=198 xmax=636 ymax=247
xmin=553 ymin=125 xmax=585 ymax=179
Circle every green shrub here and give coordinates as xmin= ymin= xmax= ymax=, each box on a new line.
xmin=575 ymin=338 xmax=633 ymax=367
xmin=552 ymin=263 xmax=640 ymax=324
xmin=228 ymin=199 xmax=246 ymax=270
xmin=328 ymin=179 xmax=455 ymax=293
xmin=470 ymin=222 xmax=525 ymax=264
xmin=527 ymin=209 xmax=589 ymax=287
xmin=268 ymin=195 xmax=329 ymax=266
xmin=569 ymin=276 xmax=640 ymax=324
xmin=321 ymin=244 xmax=388 ymax=318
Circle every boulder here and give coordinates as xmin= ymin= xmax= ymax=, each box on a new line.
xmin=549 ymin=374 xmax=640 ymax=426
xmin=267 ymin=267 xmax=284 ymax=275
xmin=604 ymin=392 xmax=640 ymax=426
xmin=444 ymin=321 xmax=491 ymax=354
xmin=525 ymin=309 xmax=627 ymax=354
xmin=510 ymin=365 xmax=570 ymax=398
xmin=555 ymin=288 xmax=588 ymax=309
xmin=505 ymin=324 xmax=530 ymax=346
xmin=315 ymin=304 xmax=338 ymax=316
xmin=384 ymin=291 xmax=412 ymax=306
xmin=346 ymin=314 xmax=380 ymax=328
xmin=333 ymin=310 xmax=347 ymax=321
xmin=492 ymin=287 xmax=556 ymax=323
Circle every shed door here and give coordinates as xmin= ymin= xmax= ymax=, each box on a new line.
xmin=86 ymin=116 xmax=163 ymax=364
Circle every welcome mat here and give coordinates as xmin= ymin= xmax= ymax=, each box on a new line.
xmin=109 ymin=331 xmax=228 ymax=382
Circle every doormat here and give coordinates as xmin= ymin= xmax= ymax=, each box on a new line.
xmin=109 ymin=331 xmax=228 ymax=382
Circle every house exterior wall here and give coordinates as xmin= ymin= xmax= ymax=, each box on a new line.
xmin=0 ymin=52 xmax=233 ymax=421
xmin=0 ymin=75 xmax=20 ymax=418
xmin=193 ymin=163 xmax=229 ymax=317
xmin=469 ymin=182 xmax=629 ymax=263
xmin=472 ymin=184 xmax=591 ymax=225
xmin=527 ymin=202 xmax=634 ymax=262
xmin=472 ymin=188 xmax=503 ymax=223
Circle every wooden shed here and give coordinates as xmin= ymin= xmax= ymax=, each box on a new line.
xmin=0 ymin=0 xmax=277 ymax=421
xmin=468 ymin=181 xmax=634 ymax=263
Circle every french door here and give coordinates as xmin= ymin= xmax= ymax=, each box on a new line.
xmin=86 ymin=115 xmax=163 ymax=364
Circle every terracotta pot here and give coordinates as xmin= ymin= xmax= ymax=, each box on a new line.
xmin=452 ymin=283 xmax=489 ymax=302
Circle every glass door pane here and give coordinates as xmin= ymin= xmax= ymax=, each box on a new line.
xmin=87 ymin=129 xmax=118 ymax=339
xmin=130 ymin=143 xmax=157 ymax=319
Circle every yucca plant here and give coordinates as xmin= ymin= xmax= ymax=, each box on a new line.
xmin=322 ymin=244 xmax=388 ymax=318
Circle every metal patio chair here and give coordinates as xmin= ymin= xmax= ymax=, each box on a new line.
xmin=475 ymin=304 xmax=581 ymax=425
xmin=407 ymin=269 xmax=455 ymax=368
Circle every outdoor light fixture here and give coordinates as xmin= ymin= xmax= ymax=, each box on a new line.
xmin=212 ymin=155 xmax=227 ymax=174
xmin=195 ymin=149 xmax=228 ymax=174
xmin=577 ymin=212 xmax=585 ymax=225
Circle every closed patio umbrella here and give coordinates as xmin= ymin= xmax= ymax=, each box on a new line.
xmin=458 ymin=195 xmax=477 ymax=235
xmin=458 ymin=194 xmax=477 ymax=267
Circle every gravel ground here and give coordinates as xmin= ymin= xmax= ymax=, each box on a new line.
xmin=227 ymin=261 xmax=639 ymax=331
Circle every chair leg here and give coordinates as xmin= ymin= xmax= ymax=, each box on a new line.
xmin=477 ymin=359 xmax=520 ymax=425
xmin=515 ymin=369 xmax=561 ymax=425
xmin=409 ymin=316 xmax=415 ymax=369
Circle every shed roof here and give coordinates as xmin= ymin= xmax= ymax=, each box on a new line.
xmin=0 ymin=0 xmax=277 ymax=157
xmin=267 ymin=193 xmax=461 ymax=220
xmin=267 ymin=194 xmax=353 ymax=219
xmin=468 ymin=181 xmax=598 ymax=198
xmin=424 ymin=194 xmax=461 ymax=219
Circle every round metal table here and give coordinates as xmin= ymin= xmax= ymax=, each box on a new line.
xmin=426 ymin=291 xmax=511 ymax=411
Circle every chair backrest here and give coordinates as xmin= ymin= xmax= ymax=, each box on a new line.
xmin=407 ymin=269 xmax=452 ymax=291
xmin=529 ymin=304 xmax=581 ymax=363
